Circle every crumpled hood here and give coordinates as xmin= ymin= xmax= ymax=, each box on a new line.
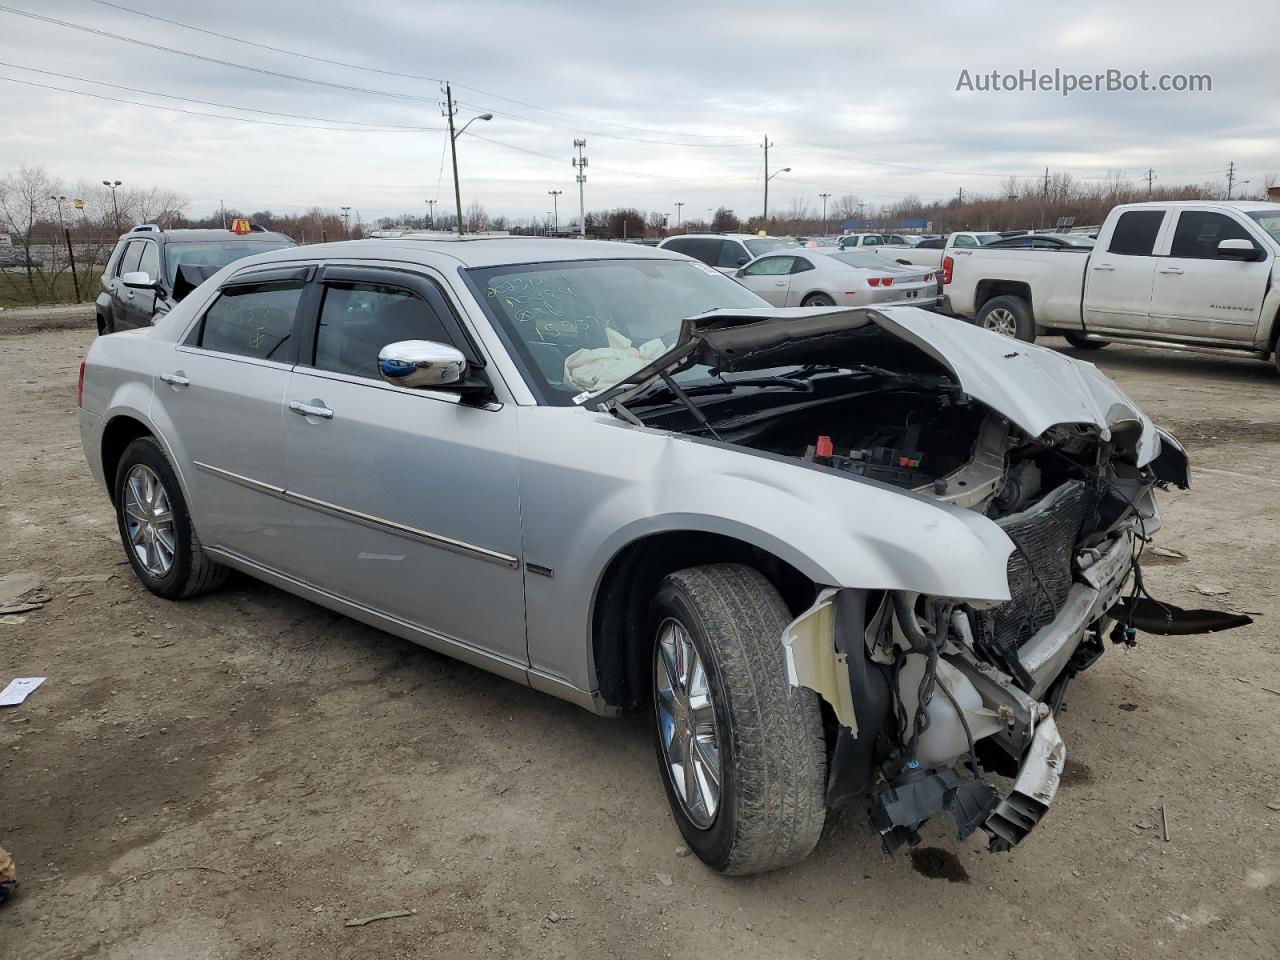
xmin=588 ymin=304 xmax=1167 ymax=466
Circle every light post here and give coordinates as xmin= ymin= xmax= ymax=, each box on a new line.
xmin=818 ymin=192 xmax=831 ymax=237
xmin=445 ymin=82 xmax=492 ymax=235
xmin=425 ymin=199 xmax=437 ymax=229
xmin=50 ymin=195 xmax=81 ymax=301
xmin=101 ymin=179 xmax=122 ymax=233
xmin=340 ymin=206 xmax=351 ymax=237
xmin=547 ymin=189 xmax=562 ymax=234
xmin=674 ymin=202 xmax=684 ymax=230
xmin=763 ymin=167 xmax=790 ymax=228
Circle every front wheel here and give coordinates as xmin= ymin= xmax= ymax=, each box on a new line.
xmin=1063 ymin=331 xmax=1108 ymax=350
xmin=976 ymin=295 xmax=1036 ymax=342
xmin=650 ymin=564 xmax=827 ymax=875
xmin=113 ymin=437 xmax=227 ymax=599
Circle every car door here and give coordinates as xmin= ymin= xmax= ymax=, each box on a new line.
xmin=1148 ymin=210 xmax=1272 ymax=342
xmin=1083 ymin=209 xmax=1166 ymax=333
xmin=282 ymin=265 xmax=526 ymax=669
xmin=783 ymin=255 xmax=820 ymax=306
xmin=120 ymin=238 xmax=161 ymax=328
xmin=716 ymin=239 xmax=751 ymax=273
xmin=111 ymin=240 xmax=145 ymax=329
xmin=155 ymin=265 xmax=310 ymax=575
xmin=735 ymin=255 xmax=796 ymax=305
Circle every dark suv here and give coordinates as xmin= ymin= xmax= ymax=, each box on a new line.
xmin=96 ymin=224 xmax=296 ymax=334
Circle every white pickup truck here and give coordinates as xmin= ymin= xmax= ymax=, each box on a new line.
xmin=944 ymin=201 xmax=1280 ymax=369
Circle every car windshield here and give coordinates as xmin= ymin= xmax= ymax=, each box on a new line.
xmin=1248 ymin=210 xmax=1280 ymax=244
xmin=467 ymin=258 xmax=767 ymax=404
xmin=744 ymin=237 xmax=799 ymax=257
xmin=163 ymin=240 xmax=294 ymax=287
xmin=827 ymin=251 xmax=893 ymax=270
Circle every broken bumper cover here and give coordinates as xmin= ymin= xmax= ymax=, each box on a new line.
xmin=983 ymin=712 xmax=1065 ymax=850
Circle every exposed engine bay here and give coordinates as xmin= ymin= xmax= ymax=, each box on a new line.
xmin=589 ymin=306 xmax=1229 ymax=854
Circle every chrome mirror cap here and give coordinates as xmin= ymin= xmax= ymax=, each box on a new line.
xmin=121 ymin=271 xmax=155 ymax=288
xmin=377 ymin=340 xmax=467 ymax=389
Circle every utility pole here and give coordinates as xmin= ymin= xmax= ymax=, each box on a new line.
xmin=762 ymin=136 xmax=771 ymax=225
xmin=957 ymin=187 xmax=965 ymax=205
xmin=340 ymin=206 xmax=351 ymax=237
xmin=674 ymin=201 xmax=684 ymax=230
xmin=1145 ymin=167 xmax=1157 ymax=197
xmin=443 ymin=82 xmax=493 ymax=235
xmin=573 ymin=139 xmax=588 ymax=238
xmin=219 ymin=198 xmax=226 ymax=229
xmin=819 ymin=193 xmax=830 ymax=236
xmin=1225 ymin=160 xmax=1248 ymax=199
xmin=425 ymin=199 xmax=436 ymax=229
xmin=547 ymin=189 xmax=562 ymax=234
xmin=1040 ymin=167 xmax=1050 ymax=229
xmin=50 ymin=195 xmax=81 ymax=301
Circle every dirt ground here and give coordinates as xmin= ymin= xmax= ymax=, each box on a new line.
xmin=2 ymin=326 xmax=1278 ymax=960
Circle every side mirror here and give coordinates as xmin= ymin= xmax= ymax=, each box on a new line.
xmin=121 ymin=271 xmax=156 ymax=289
xmin=1217 ymin=238 xmax=1260 ymax=261
xmin=378 ymin=340 xmax=467 ymax=389
xmin=736 ymin=256 xmax=749 ymax=266
xmin=735 ymin=267 xmax=747 ymax=278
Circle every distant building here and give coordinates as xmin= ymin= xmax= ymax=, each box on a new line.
xmin=1268 ymin=186 xmax=1280 ymax=201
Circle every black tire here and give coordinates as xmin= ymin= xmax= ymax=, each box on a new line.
xmin=113 ymin=437 xmax=227 ymax=600
xmin=97 ymin=312 xmax=114 ymax=335
xmin=650 ymin=564 xmax=827 ymax=875
xmin=801 ymin=292 xmax=836 ymax=307
xmin=976 ymin=295 xmax=1036 ymax=342
xmin=1063 ymin=331 xmax=1108 ymax=350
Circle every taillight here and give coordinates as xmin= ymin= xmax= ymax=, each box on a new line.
xmin=882 ymin=277 xmax=893 ymax=287
xmin=867 ymin=277 xmax=894 ymax=287
xmin=942 ymin=256 xmax=954 ymax=285
xmin=76 ymin=360 xmax=86 ymax=408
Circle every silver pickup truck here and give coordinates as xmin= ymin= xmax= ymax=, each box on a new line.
xmin=944 ymin=201 xmax=1280 ymax=370
xmin=77 ymin=236 xmax=1190 ymax=873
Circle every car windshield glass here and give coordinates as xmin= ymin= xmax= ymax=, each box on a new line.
xmin=164 ymin=240 xmax=294 ymax=286
xmin=467 ymin=258 xmax=766 ymax=404
xmin=744 ymin=237 xmax=799 ymax=257
xmin=828 ymin=251 xmax=891 ymax=269
xmin=1248 ymin=210 xmax=1280 ymax=244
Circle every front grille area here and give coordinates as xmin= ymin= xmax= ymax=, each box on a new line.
xmin=989 ymin=480 xmax=1093 ymax=649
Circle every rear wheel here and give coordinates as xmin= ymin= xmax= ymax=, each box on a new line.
xmin=976 ymin=295 xmax=1036 ymax=342
xmin=1063 ymin=331 xmax=1108 ymax=350
xmin=113 ymin=437 xmax=227 ymax=599
xmin=801 ymin=292 xmax=836 ymax=307
xmin=97 ymin=312 xmax=113 ymax=335
xmin=650 ymin=564 xmax=827 ymax=875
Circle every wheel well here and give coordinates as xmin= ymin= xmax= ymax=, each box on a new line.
xmin=974 ymin=280 xmax=1032 ymax=315
xmin=100 ymin=416 xmax=154 ymax=499
xmin=590 ymin=531 xmax=817 ymax=713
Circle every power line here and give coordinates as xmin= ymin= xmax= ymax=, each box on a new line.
xmin=0 ymin=73 xmax=425 ymax=132
xmin=82 ymin=0 xmax=745 ymax=143
xmin=453 ymin=99 xmax=753 ymax=148
xmin=0 ymin=60 xmax=439 ymax=130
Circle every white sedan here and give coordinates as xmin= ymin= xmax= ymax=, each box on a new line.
xmin=734 ymin=248 xmax=942 ymax=309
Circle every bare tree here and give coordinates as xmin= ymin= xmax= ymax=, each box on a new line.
xmin=465 ymin=199 xmax=489 ymax=233
xmin=0 ymin=165 xmax=60 ymax=296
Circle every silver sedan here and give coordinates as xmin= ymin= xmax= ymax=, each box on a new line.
xmin=78 ymin=236 xmax=1188 ymax=873
xmin=733 ymin=248 xmax=942 ymax=309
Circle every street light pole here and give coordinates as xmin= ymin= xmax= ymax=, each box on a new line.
xmin=445 ymin=81 xmax=493 ymax=236
xmin=819 ymin=192 xmax=831 ymax=236
xmin=764 ymin=166 xmax=791 ymax=229
xmin=425 ymin=199 xmax=436 ymax=229
xmin=674 ymin=201 xmax=684 ymax=230
xmin=548 ymin=190 xmax=562 ymax=234
xmin=101 ymin=180 xmax=122 ymax=233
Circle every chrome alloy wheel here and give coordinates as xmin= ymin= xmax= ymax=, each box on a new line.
xmin=654 ymin=618 xmax=722 ymax=829
xmin=123 ymin=464 xmax=176 ymax=578
xmin=983 ymin=307 xmax=1018 ymax=337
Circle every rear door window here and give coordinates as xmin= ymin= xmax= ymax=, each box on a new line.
xmin=1107 ymin=211 xmax=1165 ymax=256
xmin=1168 ymin=211 xmax=1258 ymax=259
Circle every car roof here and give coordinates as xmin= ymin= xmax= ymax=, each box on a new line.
xmin=119 ymin=228 xmax=296 ymax=244
xmin=1115 ymin=200 xmax=1280 ymax=213
xmin=662 ymin=233 xmax=782 ymax=242
xmin=240 ymin=236 xmax=690 ymax=270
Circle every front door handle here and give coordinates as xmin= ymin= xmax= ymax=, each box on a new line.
xmin=1091 ymin=263 xmax=1116 ymax=272
xmin=774 ymin=279 xmax=786 ymax=286
xmin=289 ymin=399 xmax=333 ymax=420
xmin=1158 ymin=266 xmax=1184 ymax=275
xmin=159 ymin=371 xmax=189 ymax=387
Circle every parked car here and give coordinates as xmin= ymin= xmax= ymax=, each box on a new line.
xmin=0 ymin=251 xmax=42 ymax=269
xmin=944 ymin=201 xmax=1280 ymax=361
xmin=658 ymin=233 xmax=799 ymax=273
xmin=79 ymin=236 xmax=1189 ymax=873
xmin=881 ymin=232 xmax=1005 ymax=269
xmin=733 ymin=248 xmax=942 ymax=308
xmin=95 ymin=223 xmax=297 ymax=334
xmin=985 ymin=233 xmax=1095 ymax=250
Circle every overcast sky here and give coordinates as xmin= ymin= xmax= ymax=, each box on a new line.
xmin=2 ymin=0 xmax=1277 ymax=224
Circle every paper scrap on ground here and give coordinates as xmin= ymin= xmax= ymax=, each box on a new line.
xmin=0 ymin=677 xmax=46 ymax=707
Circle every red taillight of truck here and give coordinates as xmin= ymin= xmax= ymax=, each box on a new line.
xmin=942 ymin=255 xmax=954 ymax=285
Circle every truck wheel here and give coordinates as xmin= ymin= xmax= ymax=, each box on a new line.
xmin=650 ymin=564 xmax=827 ymax=875
xmin=1063 ymin=331 xmax=1108 ymax=350
xmin=113 ymin=437 xmax=228 ymax=600
xmin=977 ymin=296 xmax=1036 ymax=342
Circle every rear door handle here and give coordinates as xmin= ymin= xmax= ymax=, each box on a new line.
xmin=159 ymin=371 xmax=189 ymax=387
xmin=1091 ymin=263 xmax=1116 ymax=272
xmin=289 ymin=399 xmax=333 ymax=420
xmin=774 ymin=280 xmax=786 ymax=286
xmin=1158 ymin=266 xmax=1184 ymax=275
